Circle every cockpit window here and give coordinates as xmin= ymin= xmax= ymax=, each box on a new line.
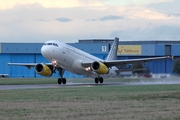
xmin=53 ymin=43 xmax=58 ymax=47
xmin=43 ymin=43 xmax=58 ymax=47
xmin=47 ymin=43 xmax=52 ymax=45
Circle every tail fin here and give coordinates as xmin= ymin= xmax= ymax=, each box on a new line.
xmin=106 ymin=37 xmax=119 ymax=61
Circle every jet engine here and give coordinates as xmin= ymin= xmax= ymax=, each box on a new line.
xmin=91 ymin=61 xmax=109 ymax=74
xmin=35 ymin=63 xmax=53 ymax=77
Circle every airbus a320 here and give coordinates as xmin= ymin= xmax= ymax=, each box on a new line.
xmin=8 ymin=37 xmax=171 ymax=84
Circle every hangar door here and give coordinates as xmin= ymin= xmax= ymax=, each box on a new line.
xmin=165 ymin=45 xmax=171 ymax=56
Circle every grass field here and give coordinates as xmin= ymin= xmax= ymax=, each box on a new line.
xmin=0 ymin=78 xmax=180 ymax=120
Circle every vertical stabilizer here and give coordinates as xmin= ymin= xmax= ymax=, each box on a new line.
xmin=106 ymin=37 xmax=119 ymax=61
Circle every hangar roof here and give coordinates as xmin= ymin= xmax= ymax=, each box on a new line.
xmin=0 ymin=42 xmax=109 ymax=54
xmin=79 ymin=39 xmax=180 ymax=45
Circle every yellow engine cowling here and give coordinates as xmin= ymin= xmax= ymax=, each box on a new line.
xmin=35 ymin=63 xmax=53 ymax=77
xmin=91 ymin=61 xmax=109 ymax=74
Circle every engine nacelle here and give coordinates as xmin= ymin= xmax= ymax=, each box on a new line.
xmin=35 ymin=63 xmax=53 ymax=77
xmin=91 ymin=61 xmax=109 ymax=74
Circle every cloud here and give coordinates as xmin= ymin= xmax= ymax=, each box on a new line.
xmin=37 ymin=19 xmax=49 ymax=22
xmin=167 ymin=12 xmax=180 ymax=17
xmin=148 ymin=0 xmax=180 ymax=13
xmin=147 ymin=0 xmax=180 ymax=19
xmin=55 ymin=18 xmax=72 ymax=22
xmin=99 ymin=15 xmax=125 ymax=21
xmin=110 ymin=25 xmax=180 ymax=40
xmin=0 ymin=1 xmax=180 ymax=43
xmin=86 ymin=19 xmax=98 ymax=21
xmin=87 ymin=15 xmax=125 ymax=21
xmin=0 ymin=0 xmax=105 ymax=10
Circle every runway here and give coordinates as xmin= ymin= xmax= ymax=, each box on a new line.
xmin=0 ymin=83 xmax=125 ymax=90
xmin=1 ymin=80 xmax=180 ymax=90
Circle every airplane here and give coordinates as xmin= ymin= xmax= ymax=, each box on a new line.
xmin=8 ymin=37 xmax=171 ymax=84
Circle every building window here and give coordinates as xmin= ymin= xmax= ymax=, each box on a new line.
xmin=102 ymin=46 xmax=106 ymax=52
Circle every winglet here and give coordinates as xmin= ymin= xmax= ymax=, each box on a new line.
xmin=106 ymin=37 xmax=119 ymax=61
xmin=166 ymin=56 xmax=174 ymax=60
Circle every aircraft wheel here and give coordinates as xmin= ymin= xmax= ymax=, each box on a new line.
xmin=62 ymin=78 xmax=66 ymax=84
xmin=95 ymin=77 xmax=99 ymax=84
xmin=58 ymin=78 xmax=62 ymax=84
xmin=99 ymin=77 xmax=103 ymax=84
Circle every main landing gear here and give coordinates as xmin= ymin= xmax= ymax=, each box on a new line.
xmin=58 ymin=78 xmax=66 ymax=84
xmin=57 ymin=67 xmax=66 ymax=85
xmin=95 ymin=77 xmax=104 ymax=84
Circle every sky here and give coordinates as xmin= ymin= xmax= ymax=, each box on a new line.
xmin=0 ymin=0 xmax=180 ymax=43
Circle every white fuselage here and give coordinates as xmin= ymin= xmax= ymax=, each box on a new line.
xmin=41 ymin=40 xmax=118 ymax=78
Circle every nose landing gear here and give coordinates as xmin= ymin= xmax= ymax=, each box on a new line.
xmin=57 ymin=68 xmax=66 ymax=85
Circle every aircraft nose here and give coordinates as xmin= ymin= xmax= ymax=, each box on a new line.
xmin=41 ymin=46 xmax=49 ymax=58
xmin=41 ymin=41 xmax=61 ymax=60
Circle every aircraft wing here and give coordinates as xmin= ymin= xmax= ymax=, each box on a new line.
xmin=8 ymin=63 xmax=52 ymax=69
xmin=104 ymin=56 xmax=171 ymax=67
xmin=82 ymin=56 xmax=171 ymax=68
xmin=116 ymin=68 xmax=147 ymax=72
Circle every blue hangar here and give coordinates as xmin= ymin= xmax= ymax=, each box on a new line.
xmin=0 ymin=39 xmax=177 ymax=78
